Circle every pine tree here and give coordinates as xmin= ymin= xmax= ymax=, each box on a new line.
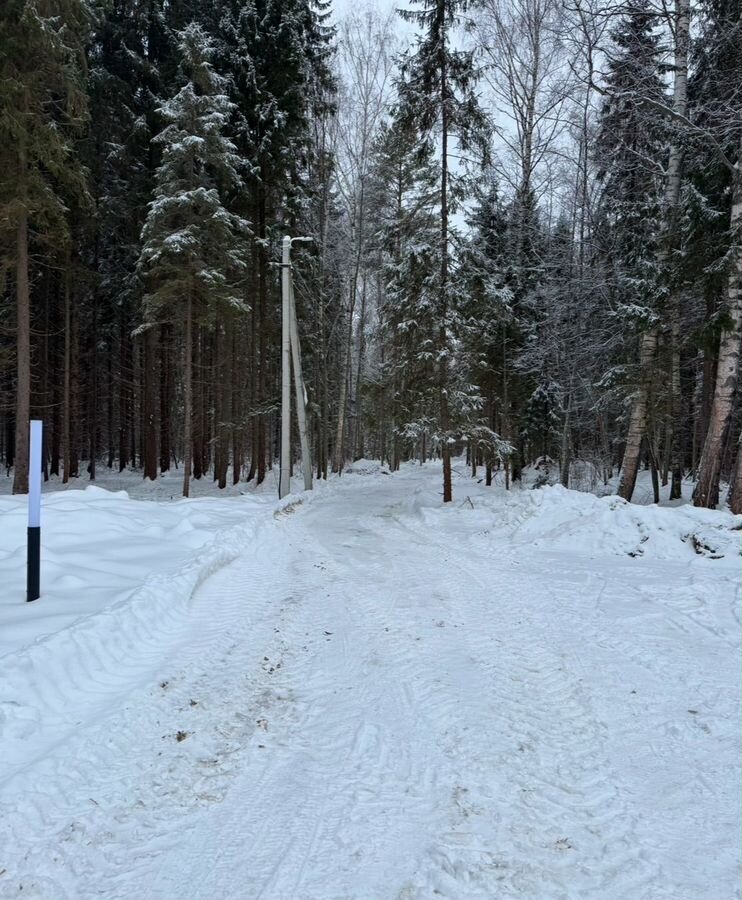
xmin=138 ymin=23 xmax=249 ymax=497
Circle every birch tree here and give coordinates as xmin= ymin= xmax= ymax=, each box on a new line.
xmin=617 ymin=0 xmax=691 ymax=501
xmin=472 ymin=0 xmax=571 ymax=478
xmin=332 ymin=7 xmax=396 ymax=472
xmin=693 ymin=150 xmax=740 ymax=507
xmin=692 ymin=0 xmax=742 ymax=508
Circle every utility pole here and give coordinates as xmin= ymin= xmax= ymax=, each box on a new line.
xmin=290 ymin=280 xmax=313 ymax=491
xmin=279 ymin=235 xmax=313 ymax=499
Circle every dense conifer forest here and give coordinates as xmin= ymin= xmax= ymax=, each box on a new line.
xmin=1 ymin=0 xmax=740 ymax=505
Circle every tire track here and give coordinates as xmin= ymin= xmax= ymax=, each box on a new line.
xmin=357 ymin=505 xmax=666 ymax=898
xmin=2 ymin=468 xmax=736 ymax=900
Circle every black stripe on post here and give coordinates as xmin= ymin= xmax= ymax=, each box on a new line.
xmin=27 ymin=526 xmax=40 ymax=602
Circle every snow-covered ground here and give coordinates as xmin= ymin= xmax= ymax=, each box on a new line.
xmin=0 ymin=461 xmax=739 ymax=899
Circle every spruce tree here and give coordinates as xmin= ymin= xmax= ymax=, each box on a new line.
xmin=614 ymin=0 xmax=691 ymax=502
xmin=86 ymin=0 xmax=174 ymax=479
xmin=594 ymin=2 xmax=669 ymax=500
xmin=594 ymin=3 xmax=667 ymax=328
xmin=458 ymin=180 xmax=514 ymax=481
xmin=206 ymin=0 xmax=335 ymax=484
xmin=367 ymin=107 xmax=440 ymax=467
xmin=138 ymin=23 xmax=249 ymax=497
xmin=0 ymin=0 xmax=90 ymax=493
xmin=398 ymin=0 xmax=489 ymax=501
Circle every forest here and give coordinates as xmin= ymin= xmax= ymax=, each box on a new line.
xmin=1 ymin=0 xmax=740 ymax=506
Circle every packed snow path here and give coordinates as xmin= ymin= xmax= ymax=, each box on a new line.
xmin=1 ymin=465 xmax=738 ymax=899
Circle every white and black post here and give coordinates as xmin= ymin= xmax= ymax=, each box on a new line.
xmin=279 ymin=236 xmax=292 ymax=499
xmin=27 ymin=419 xmax=42 ymax=602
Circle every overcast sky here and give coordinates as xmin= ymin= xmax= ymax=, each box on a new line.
xmin=330 ymin=0 xmax=400 ymax=17
xmin=329 ymin=0 xmax=415 ymax=39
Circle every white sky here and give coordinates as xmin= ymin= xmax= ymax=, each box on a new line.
xmin=330 ymin=0 xmax=415 ymax=41
xmin=330 ymin=0 xmax=400 ymax=18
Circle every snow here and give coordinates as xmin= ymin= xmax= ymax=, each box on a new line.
xmin=0 ymin=462 xmax=739 ymax=899
xmin=0 ymin=482 xmax=263 ymax=652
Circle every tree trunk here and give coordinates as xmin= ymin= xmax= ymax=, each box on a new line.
xmin=694 ymin=155 xmax=741 ymax=508
xmin=217 ymin=319 xmax=230 ymax=489
xmin=63 ymin=271 xmax=72 ymax=483
xmin=118 ymin=308 xmax=129 ymax=472
xmin=501 ymin=331 xmax=512 ymax=490
xmin=618 ymin=0 xmax=689 ymax=502
xmin=182 ymin=296 xmax=193 ymax=498
xmin=130 ymin=335 xmax=138 ymax=470
xmin=669 ymin=317 xmax=684 ymax=499
xmin=649 ymin=442 xmax=660 ymax=504
xmin=107 ymin=338 xmax=115 ymax=469
xmin=333 ymin=310 xmax=353 ymax=474
xmin=143 ymin=327 xmax=158 ymax=480
xmin=559 ymin=398 xmax=571 ymax=489
xmin=50 ymin=296 xmax=61 ymax=477
xmin=247 ymin=416 xmax=257 ymax=482
xmin=728 ymin=434 xmax=742 ymax=513
xmin=256 ymin=193 xmax=267 ymax=486
xmin=160 ymin=324 xmax=172 ymax=473
xmin=440 ymin=21 xmax=452 ymax=503
xmin=693 ymin=331 xmax=716 ymax=472
xmin=618 ymin=327 xmax=659 ymax=501
xmin=69 ymin=284 xmax=80 ymax=479
xmin=232 ymin=326 xmax=241 ymax=484
xmin=13 ymin=202 xmax=30 ymax=494
xmin=40 ymin=270 xmax=51 ymax=482
xmin=353 ymin=277 xmax=367 ymax=461
xmin=661 ymin=405 xmax=672 ymax=486
xmin=192 ymin=328 xmax=203 ymax=480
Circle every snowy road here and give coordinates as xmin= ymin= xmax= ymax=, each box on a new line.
xmin=1 ymin=464 xmax=739 ymax=899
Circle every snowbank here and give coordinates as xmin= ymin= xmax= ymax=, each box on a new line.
xmin=390 ymin=460 xmax=742 ymax=565
xmin=494 ymin=483 xmax=742 ymax=562
xmin=0 ymin=487 xmax=270 ymax=655
xmin=0 ymin=485 xmax=284 ymax=783
xmin=343 ymin=458 xmax=391 ymax=476
xmin=0 ymin=469 xmax=363 ymax=786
